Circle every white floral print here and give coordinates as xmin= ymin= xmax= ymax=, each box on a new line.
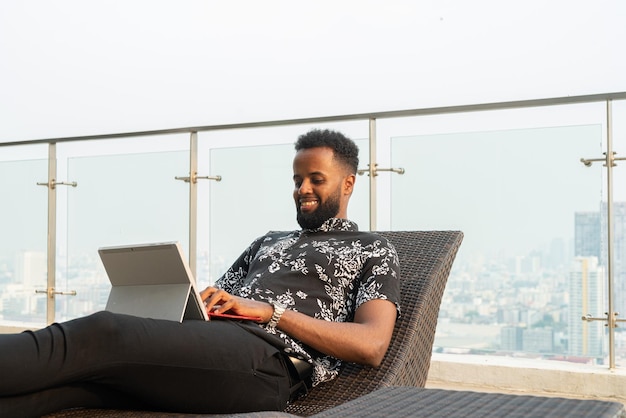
xmin=215 ymin=218 xmax=400 ymax=386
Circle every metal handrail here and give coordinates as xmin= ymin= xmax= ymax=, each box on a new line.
xmin=2 ymin=91 xmax=626 ymax=146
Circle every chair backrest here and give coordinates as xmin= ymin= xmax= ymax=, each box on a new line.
xmin=286 ymin=230 xmax=464 ymax=416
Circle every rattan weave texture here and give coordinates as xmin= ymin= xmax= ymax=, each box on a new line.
xmin=310 ymin=387 xmax=626 ymax=418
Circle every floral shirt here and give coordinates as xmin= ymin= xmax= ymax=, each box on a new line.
xmin=215 ymin=218 xmax=401 ymax=386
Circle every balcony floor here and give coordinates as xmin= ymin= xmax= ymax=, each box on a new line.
xmin=427 ymin=353 xmax=626 ymax=405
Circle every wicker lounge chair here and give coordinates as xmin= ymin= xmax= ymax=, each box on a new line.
xmin=44 ymin=230 xmax=464 ymax=418
xmin=286 ymin=230 xmax=463 ymax=416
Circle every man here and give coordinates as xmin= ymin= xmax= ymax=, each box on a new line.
xmin=0 ymin=129 xmax=400 ymax=417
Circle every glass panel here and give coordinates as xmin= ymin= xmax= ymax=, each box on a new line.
xmin=613 ymin=99 xmax=626 ymax=367
xmin=198 ymin=126 xmax=369 ymax=286
xmin=0 ymin=151 xmax=48 ymax=330
xmin=58 ymin=150 xmax=189 ymax=321
xmin=206 ymin=143 xmax=296 ymax=283
xmin=390 ymin=122 xmax=605 ymax=364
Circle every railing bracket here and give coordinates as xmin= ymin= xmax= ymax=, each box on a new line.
xmin=36 ymin=180 xmax=78 ymax=189
xmin=175 ymin=173 xmax=222 ymax=184
xmin=35 ymin=287 xmax=77 ymax=299
xmin=357 ymin=164 xmax=405 ymax=177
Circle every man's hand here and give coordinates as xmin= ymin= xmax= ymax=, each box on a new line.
xmin=200 ymin=286 xmax=274 ymax=323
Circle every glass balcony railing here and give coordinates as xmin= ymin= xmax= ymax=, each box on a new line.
xmin=390 ymin=123 xmax=604 ymax=358
xmin=0 ymin=146 xmax=48 ymax=328
xmin=1 ymin=92 xmax=626 ymax=378
xmin=60 ymin=145 xmax=190 ymax=321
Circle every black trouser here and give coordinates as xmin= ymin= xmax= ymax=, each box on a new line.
xmin=0 ymin=311 xmax=292 ymax=417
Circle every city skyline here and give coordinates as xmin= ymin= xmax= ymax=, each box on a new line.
xmin=3 ymin=201 xmax=626 ymax=366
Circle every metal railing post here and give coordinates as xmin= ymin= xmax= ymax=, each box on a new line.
xmin=579 ymin=100 xmax=626 ymax=368
xmin=606 ymin=100 xmax=617 ymax=369
xmin=46 ymin=143 xmax=57 ymax=324
xmin=189 ymin=132 xmax=198 ymax=281
xmin=369 ymin=119 xmax=377 ymax=231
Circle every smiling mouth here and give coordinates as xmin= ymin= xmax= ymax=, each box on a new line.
xmin=300 ymin=200 xmax=319 ymax=210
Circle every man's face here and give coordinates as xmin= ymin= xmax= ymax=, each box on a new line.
xmin=292 ymin=147 xmax=354 ymax=229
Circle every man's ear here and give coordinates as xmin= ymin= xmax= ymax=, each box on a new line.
xmin=343 ymin=173 xmax=356 ymax=196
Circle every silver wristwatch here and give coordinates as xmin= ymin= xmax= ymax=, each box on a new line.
xmin=267 ymin=302 xmax=286 ymax=329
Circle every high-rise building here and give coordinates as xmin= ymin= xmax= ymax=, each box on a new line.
xmin=15 ymin=251 xmax=46 ymax=289
xmin=500 ymin=326 xmax=523 ymax=351
xmin=568 ymin=256 xmax=605 ymax=357
xmin=600 ymin=202 xmax=626 ymax=319
xmin=575 ymin=203 xmax=626 ymax=323
xmin=574 ymin=212 xmax=601 ymax=259
xmin=523 ymin=328 xmax=555 ymax=353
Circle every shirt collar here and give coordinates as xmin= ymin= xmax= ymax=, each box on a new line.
xmin=304 ymin=218 xmax=359 ymax=233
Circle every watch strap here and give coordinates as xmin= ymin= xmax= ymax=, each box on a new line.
xmin=268 ymin=302 xmax=286 ymax=329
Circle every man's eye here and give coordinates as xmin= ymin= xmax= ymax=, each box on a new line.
xmin=312 ymin=178 xmax=324 ymax=184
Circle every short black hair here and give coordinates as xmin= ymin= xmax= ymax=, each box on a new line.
xmin=294 ymin=129 xmax=359 ymax=174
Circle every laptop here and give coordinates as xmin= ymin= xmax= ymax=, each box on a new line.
xmin=99 ymin=241 xmax=208 ymax=322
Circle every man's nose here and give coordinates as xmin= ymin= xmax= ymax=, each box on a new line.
xmin=298 ymin=179 xmax=312 ymax=194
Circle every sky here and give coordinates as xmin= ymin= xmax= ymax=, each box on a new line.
xmin=1 ymin=1 xmax=625 ymax=142
xmin=2 ymin=1 xmax=626 ymax=276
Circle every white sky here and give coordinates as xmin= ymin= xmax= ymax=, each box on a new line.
xmin=2 ymin=0 xmax=626 ymax=289
xmin=1 ymin=0 xmax=625 ymax=142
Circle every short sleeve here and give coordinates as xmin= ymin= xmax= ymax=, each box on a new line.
xmin=355 ymin=237 xmax=401 ymax=315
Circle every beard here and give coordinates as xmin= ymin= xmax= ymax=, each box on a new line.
xmin=296 ymin=191 xmax=341 ymax=230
